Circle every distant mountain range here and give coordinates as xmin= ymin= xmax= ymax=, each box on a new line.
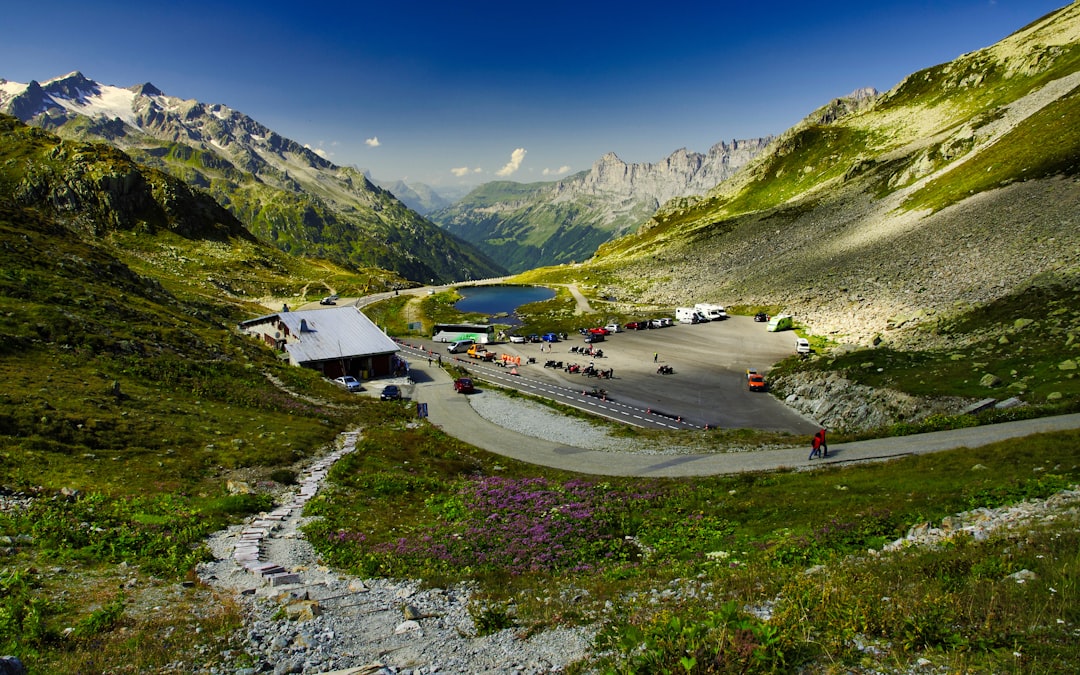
xmin=0 ymin=72 xmax=505 ymax=283
xmin=426 ymin=140 xmax=773 ymax=273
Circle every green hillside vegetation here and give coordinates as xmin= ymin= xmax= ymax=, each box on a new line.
xmin=3 ymin=6 xmax=1080 ymax=672
xmin=595 ymin=15 xmax=1080 ymax=261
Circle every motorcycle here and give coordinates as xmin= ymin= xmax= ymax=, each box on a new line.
xmin=657 ymin=365 xmax=674 ymax=375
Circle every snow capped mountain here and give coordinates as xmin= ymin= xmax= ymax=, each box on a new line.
xmin=0 ymin=72 xmax=505 ymax=282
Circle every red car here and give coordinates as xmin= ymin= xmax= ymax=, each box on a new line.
xmin=746 ymin=369 xmax=767 ymax=392
xmin=454 ymin=377 xmax=475 ymax=394
xmin=588 ymin=327 xmax=610 ymax=335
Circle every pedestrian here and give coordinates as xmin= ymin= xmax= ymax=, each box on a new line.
xmin=808 ymin=432 xmax=822 ymax=460
xmin=815 ymin=428 xmax=828 ymax=457
xmin=428 ymin=355 xmax=432 ymax=366
xmin=653 ymin=352 xmax=658 ymax=363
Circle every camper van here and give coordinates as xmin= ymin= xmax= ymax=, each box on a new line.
xmin=694 ymin=303 xmax=728 ymax=321
xmin=447 ymin=339 xmax=475 ymax=353
xmin=766 ymin=314 xmax=794 ymax=332
xmin=676 ymin=307 xmax=707 ymax=324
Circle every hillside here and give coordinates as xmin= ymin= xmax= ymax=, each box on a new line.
xmin=533 ymin=3 xmax=1080 ymax=351
xmin=0 ymin=72 xmax=505 ymax=283
xmin=0 ymin=113 xmax=398 ymax=496
xmin=429 ymin=139 xmax=771 ymax=272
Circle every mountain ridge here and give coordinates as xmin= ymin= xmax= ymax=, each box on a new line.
xmin=562 ymin=3 xmax=1080 ymax=347
xmin=0 ymin=71 xmax=505 ymax=283
xmin=429 ymin=136 xmax=773 ymax=272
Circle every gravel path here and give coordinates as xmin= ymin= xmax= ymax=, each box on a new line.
xmin=198 ymin=428 xmax=595 ymax=675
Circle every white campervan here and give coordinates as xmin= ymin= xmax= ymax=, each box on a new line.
xmin=694 ymin=303 xmax=728 ymax=320
xmin=675 ymin=307 xmax=707 ymax=324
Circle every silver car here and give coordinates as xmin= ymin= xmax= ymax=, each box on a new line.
xmin=333 ymin=376 xmax=362 ymax=392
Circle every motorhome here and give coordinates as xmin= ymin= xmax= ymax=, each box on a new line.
xmin=694 ymin=303 xmax=728 ymax=320
xmin=676 ymin=307 xmax=708 ymax=324
xmin=766 ymin=314 xmax=794 ymax=332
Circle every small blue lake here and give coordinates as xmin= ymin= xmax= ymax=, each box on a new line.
xmin=455 ymin=285 xmax=555 ymax=320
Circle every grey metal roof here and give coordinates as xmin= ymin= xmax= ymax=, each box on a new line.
xmin=243 ymin=306 xmax=399 ymax=363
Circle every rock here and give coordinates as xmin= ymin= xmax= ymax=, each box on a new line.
xmin=227 ymin=480 xmax=252 ymax=495
xmin=979 ymin=373 xmax=1002 ymax=388
xmin=272 ymin=658 xmax=304 ymax=675
xmin=394 ymin=620 xmax=421 ymax=634
xmin=962 ymin=398 xmax=997 ymax=414
xmin=1047 ymin=391 xmax=1063 ymax=401
xmin=285 ymin=600 xmax=321 ymax=622
xmin=0 ymin=656 xmax=27 ymax=675
xmin=1007 ymin=569 xmax=1037 ymax=583
xmin=1013 ymin=318 xmax=1034 ymax=330
xmin=1058 ymin=359 xmax=1077 ymax=371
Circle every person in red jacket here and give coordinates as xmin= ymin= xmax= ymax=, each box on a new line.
xmin=809 ymin=428 xmax=828 ymax=460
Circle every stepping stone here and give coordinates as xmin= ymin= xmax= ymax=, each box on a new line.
xmin=268 ymin=572 xmax=302 ymax=586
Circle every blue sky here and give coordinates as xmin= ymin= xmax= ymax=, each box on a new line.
xmin=1 ymin=1 xmax=1068 ymax=189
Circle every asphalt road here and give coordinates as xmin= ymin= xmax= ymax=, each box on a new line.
xmin=401 ymin=355 xmax=1080 ymax=477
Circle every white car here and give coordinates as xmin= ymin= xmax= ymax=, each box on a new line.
xmin=333 ymin=376 xmax=362 ymax=392
xmin=604 ymin=323 xmax=622 ymax=333
xmin=509 ymin=334 xmax=527 ymax=343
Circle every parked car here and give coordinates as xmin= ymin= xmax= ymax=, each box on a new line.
xmin=624 ymin=321 xmax=642 ymax=330
xmin=541 ymin=332 xmax=560 ymax=342
xmin=604 ymin=323 xmax=622 ymax=333
xmin=454 ymin=377 xmax=475 ymax=394
xmin=528 ymin=334 xmax=542 ymax=343
xmin=589 ymin=327 xmax=609 ymax=335
xmin=333 ymin=375 xmax=361 ymax=392
xmin=584 ymin=333 xmax=605 ymax=344
xmin=509 ymin=334 xmax=527 ymax=344
xmin=380 ymin=385 xmax=402 ymax=400
xmin=649 ymin=319 xmax=664 ymax=328
xmin=320 ymin=295 xmax=338 ymax=305
xmin=754 ymin=312 xmax=769 ymax=322
xmin=795 ymin=337 xmax=811 ymax=354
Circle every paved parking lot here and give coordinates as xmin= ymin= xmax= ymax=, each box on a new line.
xmin=407 ymin=316 xmax=821 ymax=433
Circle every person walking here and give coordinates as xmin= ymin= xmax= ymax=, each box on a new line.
xmin=816 ymin=428 xmax=828 ymax=457
xmin=653 ymin=352 xmax=658 ymax=363
xmin=809 ymin=432 xmax=822 ymax=460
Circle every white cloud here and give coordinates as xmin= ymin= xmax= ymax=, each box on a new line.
xmin=542 ymin=165 xmax=572 ymax=176
xmin=495 ymin=148 xmax=527 ymax=177
xmin=451 ymin=166 xmax=484 ymax=177
xmin=365 ymin=136 xmax=381 ymax=147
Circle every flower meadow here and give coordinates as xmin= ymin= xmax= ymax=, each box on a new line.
xmin=318 ymin=476 xmax=656 ymax=577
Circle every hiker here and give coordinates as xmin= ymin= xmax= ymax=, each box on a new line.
xmin=815 ymin=428 xmax=828 ymax=457
xmin=808 ymin=433 xmax=822 ymax=460
xmin=653 ymin=352 xmax=658 ymax=363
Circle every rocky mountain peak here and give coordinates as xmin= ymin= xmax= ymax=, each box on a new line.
xmin=42 ymin=71 xmax=99 ymax=102
xmin=131 ymin=82 xmax=164 ymax=97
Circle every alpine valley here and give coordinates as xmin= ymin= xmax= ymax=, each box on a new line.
xmin=2 ymin=3 xmax=1080 ymax=674
xmin=0 ymin=72 xmax=504 ymax=283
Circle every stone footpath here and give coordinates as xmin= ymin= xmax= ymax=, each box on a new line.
xmin=227 ymin=431 xmax=360 ymax=590
xmin=198 ymin=430 xmax=592 ymax=674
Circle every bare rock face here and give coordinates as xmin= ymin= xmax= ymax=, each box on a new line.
xmin=771 ymin=371 xmax=973 ymax=433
